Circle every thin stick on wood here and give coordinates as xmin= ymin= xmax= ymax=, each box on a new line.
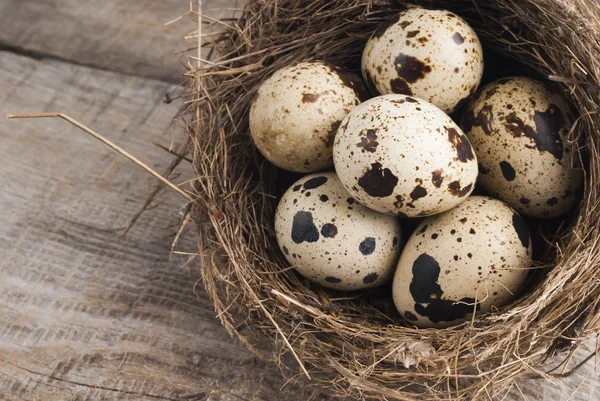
xmin=152 ymin=141 xmax=193 ymax=163
xmin=6 ymin=113 xmax=194 ymax=202
xmin=195 ymin=0 xmax=202 ymax=154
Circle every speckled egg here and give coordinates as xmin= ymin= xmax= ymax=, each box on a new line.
xmin=362 ymin=8 xmax=484 ymax=113
xmin=392 ymin=196 xmax=532 ymax=328
xmin=275 ymin=172 xmax=402 ymax=290
xmin=333 ymin=94 xmax=478 ymax=217
xmin=250 ymin=61 xmax=367 ymax=172
xmin=461 ymin=77 xmax=583 ymax=218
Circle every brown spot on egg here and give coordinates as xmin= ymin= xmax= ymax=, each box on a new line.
xmin=504 ymin=113 xmax=536 ymax=138
xmin=448 ymin=181 xmax=473 ymax=197
xmin=394 ymin=54 xmax=431 ymax=83
xmin=410 ymin=185 xmax=428 ymax=200
xmin=447 ymin=127 xmax=475 ymax=162
xmin=431 ymin=169 xmax=444 ymax=188
xmin=390 ymin=77 xmax=413 ymax=95
xmin=302 ymin=93 xmax=320 ymax=103
xmin=321 ymin=223 xmax=338 ymax=238
xmin=363 ymin=272 xmax=379 ymax=284
xmin=356 ymin=129 xmax=379 ymax=153
xmin=319 ymin=194 xmax=329 ymax=202
xmin=463 ymin=105 xmax=494 ymax=135
xmin=547 ymin=197 xmax=559 ymax=206
xmin=303 ymin=176 xmax=328 ymax=189
xmin=359 ymin=237 xmax=376 ymax=255
xmin=504 ymin=110 xmax=564 ymax=159
xmin=453 ymin=32 xmax=465 ymax=44
xmin=407 ymin=30 xmax=420 ymax=38
xmin=282 ymin=246 xmax=289 ymax=255
xmin=533 ymin=105 xmax=566 ymax=159
xmin=484 ymin=86 xmax=498 ymax=100
xmin=328 ymin=64 xmax=370 ymax=101
xmin=325 ymin=276 xmax=342 ymax=284
xmin=372 ymin=14 xmax=402 ymax=39
xmin=400 ymin=20 xmax=412 ymax=29
xmin=416 ymin=224 xmax=428 ymax=235
xmin=520 ymin=196 xmax=530 ymax=205
xmin=499 ymin=161 xmax=516 ymax=181
xmin=323 ymin=120 xmax=341 ymax=148
xmin=358 ymin=162 xmax=399 ymax=197
xmin=404 ymin=311 xmax=418 ymax=321
xmin=339 ymin=119 xmax=350 ymax=133
xmin=394 ymin=194 xmax=404 ymax=208
xmin=410 ymin=253 xmax=480 ymax=323
xmin=291 ymin=211 xmax=320 ymax=244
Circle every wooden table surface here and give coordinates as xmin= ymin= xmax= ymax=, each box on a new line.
xmin=0 ymin=1 xmax=598 ymax=400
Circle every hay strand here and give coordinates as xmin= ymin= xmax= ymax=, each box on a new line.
xmin=7 ymin=113 xmax=194 ymax=202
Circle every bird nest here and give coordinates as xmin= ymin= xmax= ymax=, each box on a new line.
xmin=181 ymin=0 xmax=600 ymax=399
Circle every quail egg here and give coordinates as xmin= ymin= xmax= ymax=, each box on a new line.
xmin=461 ymin=77 xmax=583 ymax=218
xmin=392 ymin=196 xmax=532 ymax=328
xmin=250 ymin=61 xmax=367 ymax=172
xmin=275 ymin=172 xmax=402 ymax=290
xmin=333 ymin=94 xmax=478 ymax=217
xmin=362 ymin=8 xmax=484 ymax=113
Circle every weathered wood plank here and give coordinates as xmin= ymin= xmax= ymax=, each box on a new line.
xmin=0 ymin=0 xmax=236 ymax=83
xmin=0 ymin=51 xmax=327 ymax=401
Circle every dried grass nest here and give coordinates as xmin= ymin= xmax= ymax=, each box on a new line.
xmin=180 ymin=0 xmax=600 ymax=399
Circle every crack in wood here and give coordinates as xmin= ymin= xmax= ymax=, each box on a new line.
xmin=0 ymin=42 xmax=179 ymax=85
xmin=0 ymin=357 xmax=181 ymax=401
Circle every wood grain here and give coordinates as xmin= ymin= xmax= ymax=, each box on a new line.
xmin=0 ymin=51 xmax=327 ymax=401
xmin=0 ymin=0 xmax=237 ymax=83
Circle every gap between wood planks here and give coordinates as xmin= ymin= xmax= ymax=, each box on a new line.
xmin=0 ymin=42 xmax=185 ymax=86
